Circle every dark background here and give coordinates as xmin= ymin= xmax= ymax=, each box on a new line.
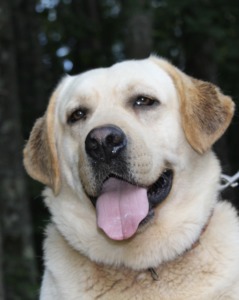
xmin=0 ymin=0 xmax=239 ymax=299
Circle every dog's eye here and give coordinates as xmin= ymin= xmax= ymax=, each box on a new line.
xmin=68 ymin=108 xmax=87 ymax=124
xmin=134 ymin=96 xmax=157 ymax=107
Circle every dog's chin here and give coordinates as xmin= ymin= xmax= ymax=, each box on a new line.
xmin=87 ymin=169 xmax=174 ymax=234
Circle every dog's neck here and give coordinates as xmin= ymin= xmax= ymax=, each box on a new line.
xmin=148 ymin=209 xmax=214 ymax=281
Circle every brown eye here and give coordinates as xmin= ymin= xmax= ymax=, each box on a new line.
xmin=134 ymin=96 xmax=158 ymax=107
xmin=68 ymin=108 xmax=87 ymax=124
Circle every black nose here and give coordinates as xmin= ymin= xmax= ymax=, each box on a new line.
xmin=85 ymin=125 xmax=127 ymax=162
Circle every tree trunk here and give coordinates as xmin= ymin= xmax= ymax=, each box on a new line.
xmin=69 ymin=0 xmax=103 ymax=71
xmin=11 ymin=0 xmax=46 ymax=138
xmin=120 ymin=0 xmax=153 ymax=59
xmin=0 ymin=0 xmax=38 ymax=299
xmin=0 ymin=224 xmax=4 ymax=300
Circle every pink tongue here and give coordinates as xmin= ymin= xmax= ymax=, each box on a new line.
xmin=96 ymin=177 xmax=149 ymax=240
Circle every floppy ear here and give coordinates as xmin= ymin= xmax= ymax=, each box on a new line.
xmin=151 ymin=56 xmax=235 ymax=153
xmin=180 ymin=78 xmax=235 ymax=153
xmin=23 ymin=90 xmax=61 ymax=195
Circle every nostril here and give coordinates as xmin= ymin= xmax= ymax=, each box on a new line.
xmin=89 ymin=138 xmax=99 ymax=150
xmin=106 ymin=133 xmax=122 ymax=146
xmin=106 ymin=134 xmax=114 ymax=145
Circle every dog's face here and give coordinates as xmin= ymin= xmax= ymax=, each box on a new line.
xmin=57 ymin=60 xmax=185 ymax=241
xmin=24 ymin=57 xmax=234 ymax=269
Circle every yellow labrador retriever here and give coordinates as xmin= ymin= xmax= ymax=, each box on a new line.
xmin=24 ymin=56 xmax=239 ymax=299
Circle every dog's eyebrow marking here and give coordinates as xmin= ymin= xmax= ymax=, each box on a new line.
xmin=66 ymin=94 xmax=92 ymax=107
xmin=124 ymin=83 xmax=158 ymax=97
xmin=64 ymin=93 xmax=95 ymax=117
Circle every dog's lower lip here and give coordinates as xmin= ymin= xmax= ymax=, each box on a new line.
xmin=147 ymin=169 xmax=173 ymax=207
xmin=139 ymin=169 xmax=173 ymax=226
xmin=139 ymin=208 xmax=155 ymax=226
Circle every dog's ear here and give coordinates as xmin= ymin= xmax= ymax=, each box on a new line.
xmin=151 ymin=57 xmax=235 ymax=153
xmin=180 ymin=78 xmax=235 ymax=153
xmin=23 ymin=90 xmax=61 ymax=195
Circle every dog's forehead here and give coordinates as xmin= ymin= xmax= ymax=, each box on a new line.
xmin=57 ymin=59 xmax=177 ymax=111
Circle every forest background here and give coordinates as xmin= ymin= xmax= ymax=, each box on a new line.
xmin=0 ymin=0 xmax=239 ymax=299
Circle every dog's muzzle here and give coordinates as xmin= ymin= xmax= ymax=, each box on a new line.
xmin=84 ymin=125 xmax=173 ymax=241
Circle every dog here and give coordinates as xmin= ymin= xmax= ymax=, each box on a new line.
xmin=24 ymin=56 xmax=239 ymax=299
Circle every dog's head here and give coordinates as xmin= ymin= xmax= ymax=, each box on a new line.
xmin=24 ymin=56 xmax=234 ymax=268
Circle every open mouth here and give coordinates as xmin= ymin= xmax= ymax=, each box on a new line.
xmin=89 ymin=169 xmax=173 ymax=241
xmin=141 ymin=169 xmax=173 ymax=224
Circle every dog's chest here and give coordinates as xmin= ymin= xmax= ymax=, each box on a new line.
xmin=46 ymin=243 xmax=219 ymax=299
xmin=53 ymin=256 xmax=223 ymax=300
xmin=78 ymin=256 xmax=215 ymax=300
xmin=43 ymin=224 xmax=238 ymax=299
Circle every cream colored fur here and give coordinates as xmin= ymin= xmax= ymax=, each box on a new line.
xmin=24 ymin=57 xmax=239 ymax=299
